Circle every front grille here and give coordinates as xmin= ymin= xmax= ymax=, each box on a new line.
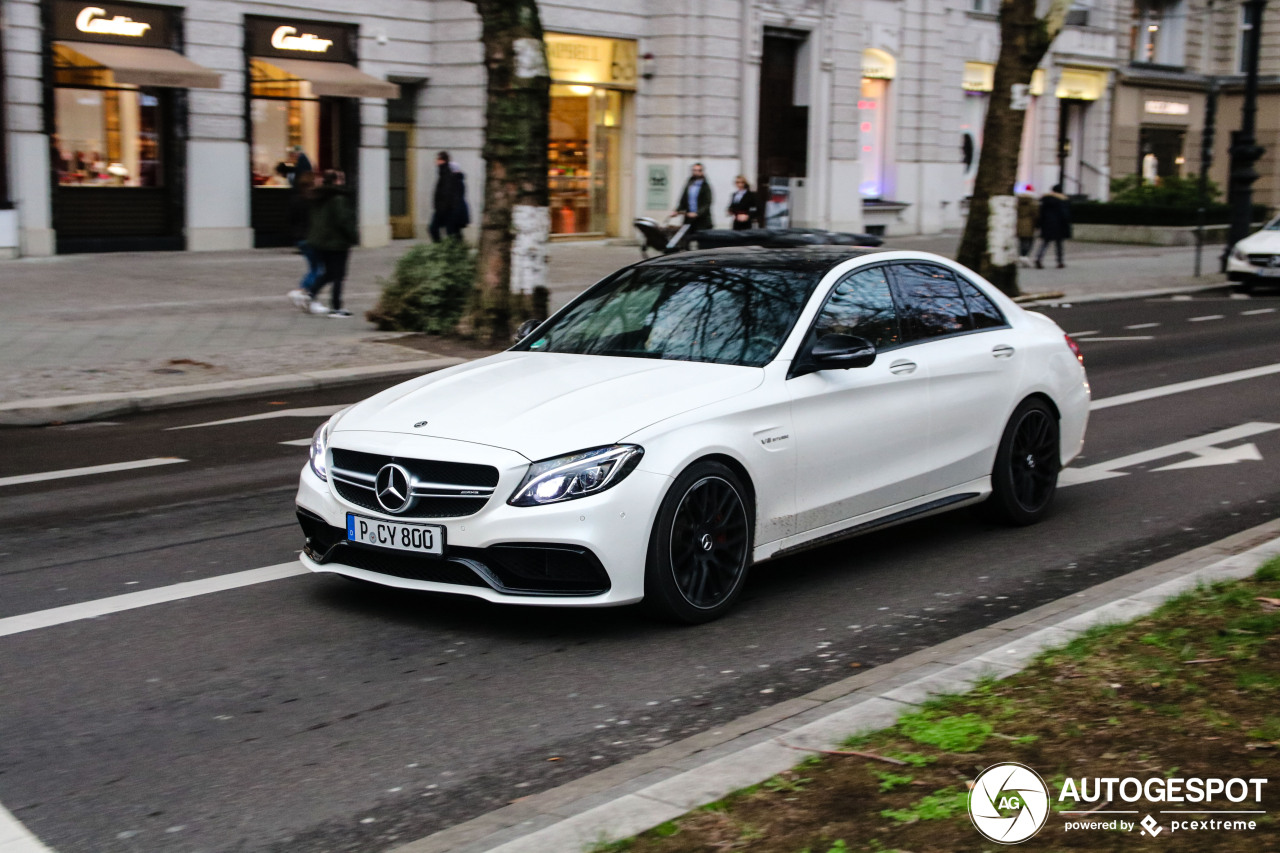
xmin=1247 ymin=254 xmax=1279 ymax=266
xmin=296 ymin=512 xmax=610 ymax=596
xmin=330 ymin=448 xmax=500 ymax=519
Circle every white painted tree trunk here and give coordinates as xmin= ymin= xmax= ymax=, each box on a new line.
xmin=510 ymin=204 xmax=549 ymax=295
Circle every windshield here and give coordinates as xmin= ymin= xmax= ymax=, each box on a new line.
xmin=514 ymin=263 xmax=823 ymax=367
xmin=1267 ymin=216 xmax=1280 ymax=231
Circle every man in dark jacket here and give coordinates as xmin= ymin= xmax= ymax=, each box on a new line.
xmin=1035 ymin=184 xmax=1072 ymax=269
xmin=430 ymin=151 xmax=468 ymax=242
xmin=674 ymin=162 xmax=713 ymax=232
xmin=307 ymin=170 xmax=360 ymax=317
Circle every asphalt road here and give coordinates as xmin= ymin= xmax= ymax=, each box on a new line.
xmin=1 ymin=290 xmax=1278 ymax=853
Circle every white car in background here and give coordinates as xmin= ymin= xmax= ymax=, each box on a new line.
xmin=296 ymin=247 xmax=1090 ymax=623
xmin=1228 ymin=215 xmax=1280 ymax=292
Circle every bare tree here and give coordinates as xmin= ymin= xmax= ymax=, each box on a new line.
xmin=468 ymin=1 xmax=551 ymax=343
xmin=956 ymin=0 xmax=1072 ymax=297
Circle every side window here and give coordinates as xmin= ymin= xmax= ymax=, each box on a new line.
xmin=891 ymin=263 xmax=974 ymax=341
xmin=960 ymin=279 xmax=1007 ymax=329
xmin=812 ymin=266 xmax=901 ymax=350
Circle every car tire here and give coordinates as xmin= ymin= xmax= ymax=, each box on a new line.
xmin=643 ymin=461 xmax=754 ymax=624
xmin=986 ymin=397 xmax=1060 ymax=526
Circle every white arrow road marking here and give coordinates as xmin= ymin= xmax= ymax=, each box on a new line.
xmin=0 ymin=803 xmax=53 ymax=853
xmin=1060 ymin=423 xmax=1280 ymax=487
xmin=1152 ymin=443 xmax=1263 ymax=471
xmin=1092 ymin=362 xmax=1280 ymax=410
xmin=0 ymin=457 xmax=186 ymax=488
xmin=168 ymin=404 xmax=349 ymax=430
xmin=0 ymin=562 xmax=307 ymax=639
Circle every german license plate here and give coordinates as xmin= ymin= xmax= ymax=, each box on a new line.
xmin=347 ymin=513 xmax=444 ymax=555
xmin=1257 ymin=267 xmax=1280 ymax=277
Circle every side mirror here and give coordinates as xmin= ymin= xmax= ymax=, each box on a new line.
xmin=792 ymin=333 xmax=876 ymax=378
xmin=513 ymin=319 xmax=540 ymax=344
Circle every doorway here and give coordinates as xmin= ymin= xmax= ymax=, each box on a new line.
xmin=386 ymin=82 xmax=419 ymax=240
xmin=756 ymin=29 xmax=810 ymax=207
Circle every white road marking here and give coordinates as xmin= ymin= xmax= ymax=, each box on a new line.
xmin=1068 ymin=330 xmax=1100 ymax=336
xmin=1188 ymin=314 xmax=1225 ymax=322
xmin=1242 ymin=308 xmax=1277 ymax=316
xmin=1092 ymin=362 xmax=1280 ymax=410
xmin=0 ymin=457 xmax=186 ymax=488
xmin=0 ymin=803 xmax=53 ymax=852
xmin=168 ymin=404 xmax=348 ymax=431
xmin=1152 ymin=442 xmax=1263 ymax=471
xmin=1124 ymin=322 xmax=1160 ymax=329
xmin=0 ymin=563 xmax=307 ymax=639
xmin=1060 ymin=423 xmax=1280 ymax=486
xmin=1077 ymin=336 xmax=1154 ymax=342
xmin=280 ymin=438 xmax=313 ymax=447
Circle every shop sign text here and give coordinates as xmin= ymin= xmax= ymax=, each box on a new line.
xmin=76 ymin=6 xmax=150 ymax=37
xmin=271 ymin=26 xmax=334 ymax=53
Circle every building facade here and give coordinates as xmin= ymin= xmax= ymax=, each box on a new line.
xmin=3 ymin=0 xmax=1138 ymax=259
xmin=1112 ymin=0 xmax=1280 ymax=210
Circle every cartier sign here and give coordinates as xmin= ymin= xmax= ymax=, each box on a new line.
xmin=76 ymin=7 xmax=150 ymax=37
xmin=54 ymin=0 xmax=170 ymax=47
xmin=247 ymin=17 xmax=354 ymax=63
xmin=270 ymin=26 xmax=334 ymax=53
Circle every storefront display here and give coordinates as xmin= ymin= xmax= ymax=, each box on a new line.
xmin=545 ymin=33 xmax=634 ymax=237
xmin=48 ymin=0 xmax=221 ymax=252
xmin=245 ymin=16 xmax=397 ymax=246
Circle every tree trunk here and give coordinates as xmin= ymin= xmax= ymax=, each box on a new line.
xmin=468 ymin=1 xmax=550 ymax=344
xmin=956 ymin=0 xmax=1070 ymax=297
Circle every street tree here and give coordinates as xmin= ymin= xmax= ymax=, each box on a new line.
xmin=468 ymin=0 xmax=551 ymax=343
xmin=956 ymin=0 xmax=1072 ymax=297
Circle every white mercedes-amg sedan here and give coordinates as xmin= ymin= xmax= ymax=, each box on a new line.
xmin=296 ymin=247 xmax=1089 ymax=623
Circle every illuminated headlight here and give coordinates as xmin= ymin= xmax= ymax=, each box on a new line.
xmin=309 ymin=419 xmax=333 ymax=481
xmin=509 ymin=445 xmax=644 ymax=507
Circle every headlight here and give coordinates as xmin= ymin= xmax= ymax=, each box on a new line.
xmin=1232 ymin=247 xmax=1248 ymax=262
xmin=509 ymin=445 xmax=644 ymax=507
xmin=309 ymin=419 xmax=333 ymax=481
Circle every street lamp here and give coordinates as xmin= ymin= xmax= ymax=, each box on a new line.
xmin=1226 ymin=0 xmax=1268 ymax=257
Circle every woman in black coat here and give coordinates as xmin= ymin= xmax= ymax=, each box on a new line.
xmin=1034 ymin=184 xmax=1072 ymax=269
xmin=727 ymin=176 xmax=760 ymax=231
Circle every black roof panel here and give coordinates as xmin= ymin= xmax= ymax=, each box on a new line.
xmin=637 ymin=245 xmax=884 ymax=274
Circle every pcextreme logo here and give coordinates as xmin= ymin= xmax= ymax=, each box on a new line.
xmin=969 ymin=763 xmax=1051 ymax=844
xmin=969 ymin=763 xmax=1270 ymax=843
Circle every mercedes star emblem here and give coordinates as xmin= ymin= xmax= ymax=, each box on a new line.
xmin=375 ymin=463 xmax=413 ymax=513
xmin=414 ymin=420 xmax=429 ymax=428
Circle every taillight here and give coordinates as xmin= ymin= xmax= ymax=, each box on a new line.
xmin=1064 ymin=334 xmax=1084 ymax=365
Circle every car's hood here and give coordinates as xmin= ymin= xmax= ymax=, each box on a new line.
xmin=333 ymin=351 xmax=765 ymax=460
xmin=1237 ymin=227 xmax=1280 ymax=254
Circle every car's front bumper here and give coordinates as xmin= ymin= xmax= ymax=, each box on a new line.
xmin=1226 ymin=254 xmax=1280 ymax=282
xmin=295 ymin=432 xmax=669 ymax=606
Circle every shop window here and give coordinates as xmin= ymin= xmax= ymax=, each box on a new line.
xmin=1130 ymin=0 xmax=1186 ymax=67
xmin=549 ymin=84 xmax=623 ymax=235
xmin=858 ymin=78 xmax=888 ymax=198
xmin=250 ymin=59 xmax=322 ymax=186
xmin=53 ymin=44 xmax=163 ymax=187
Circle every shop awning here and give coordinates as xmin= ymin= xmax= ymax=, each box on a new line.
xmin=258 ymin=58 xmax=399 ymax=99
xmin=55 ymin=42 xmax=222 ymax=89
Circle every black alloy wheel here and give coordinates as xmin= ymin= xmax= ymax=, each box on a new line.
xmin=644 ymin=461 xmax=753 ymax=623
xmin=987 ymin=397 xmax=1061 ymax=526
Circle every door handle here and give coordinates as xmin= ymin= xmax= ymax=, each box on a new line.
xmin=889 ymin=359 xmax=917 ymax=375
xmin=992 ymin=344 xmax=1015 ymax=359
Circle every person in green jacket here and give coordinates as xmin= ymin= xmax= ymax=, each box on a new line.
xmin=307 ymin=170 xmax=359 ymax=317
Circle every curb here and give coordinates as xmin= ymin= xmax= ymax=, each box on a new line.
xmin=390 ymin=517 xmax=1280 ymax=853
xmin=0 ymin=358 xmax=465 ymax=427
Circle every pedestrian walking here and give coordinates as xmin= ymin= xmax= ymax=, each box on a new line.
xmin=1016 ymin=189 xmax=1039 ymax=268
xmin=1035 ymin=184 xmax=1072 ymax=269
xmin=429 ymin=151 xmax=469 ymax=242
xmin=727 ymin=176 xmax=760 ymax=231
xmin=307 ymin=170 xmax=359 ymax=318
xmin=674 ymin=162 xmax=713 ymax=232
xmin=287 ymin=171 xmax=324 ymax=310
